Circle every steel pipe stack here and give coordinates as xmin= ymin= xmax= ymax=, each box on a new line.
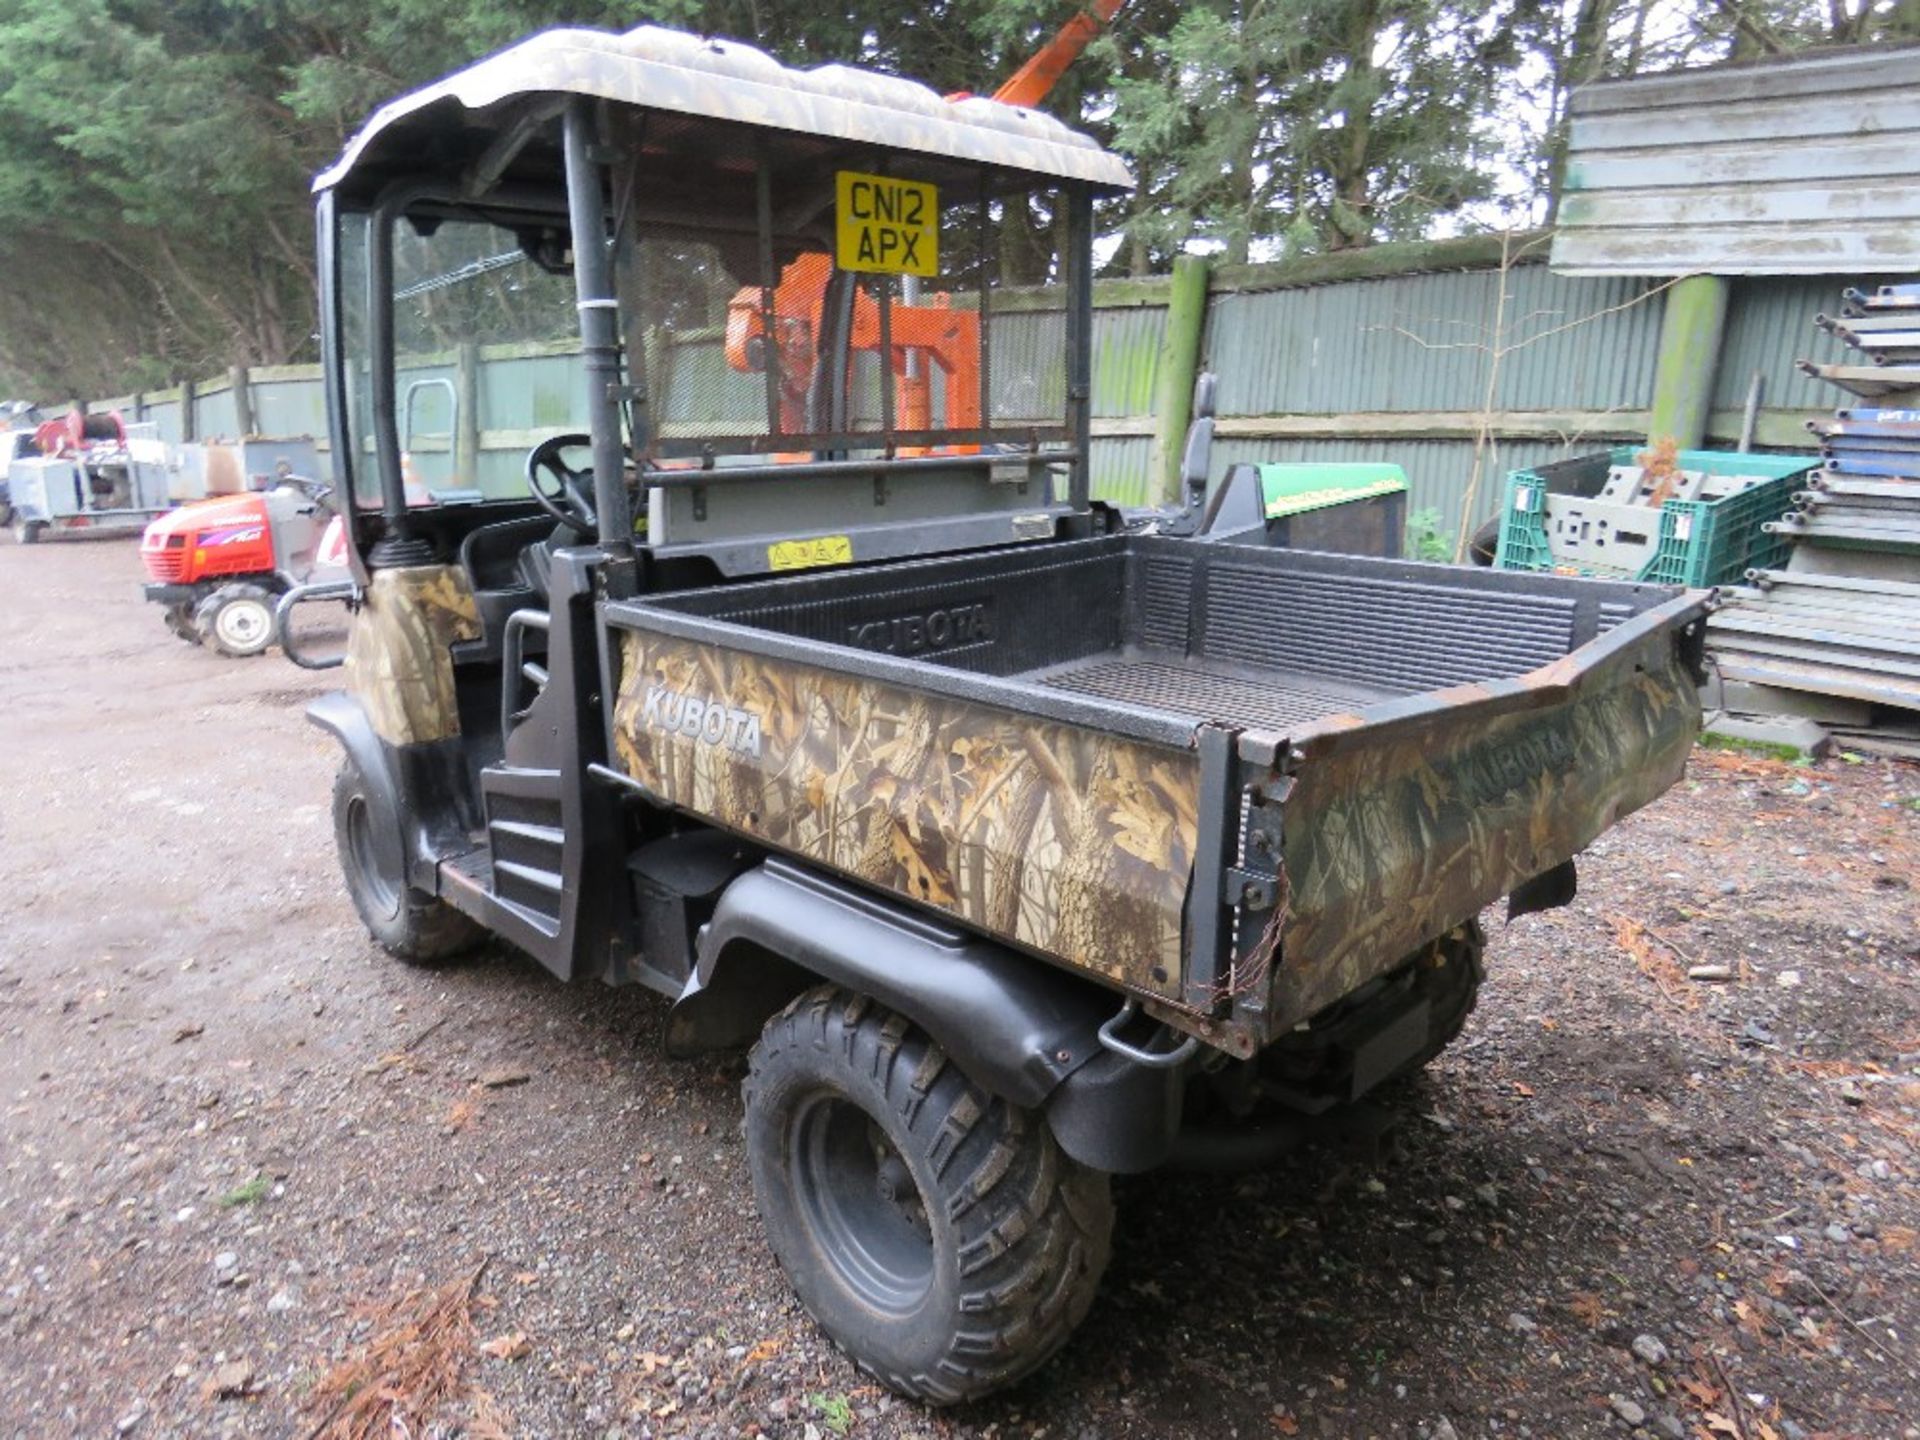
xmin=1798 ymin=283 xmax=1920 ymax=401
xmin=1773 ymin=413 xmax=1920 ymax=552
xmin=1707 ymin=282 xmax=1920 ymax=753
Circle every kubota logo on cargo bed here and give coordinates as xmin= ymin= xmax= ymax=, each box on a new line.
xmin=642 ymin=686 xmax=763 ymax=758
xmin=846 ymin=599 xmax=994 ymax=656
xmin=1459 ymin=727 xmax=1577 ymax=805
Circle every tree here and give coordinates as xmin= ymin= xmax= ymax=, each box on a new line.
xmin=1094 ymin=0 xmax=1505 ymax=263
xmin=0 ymin=0 xmax=1911 ymax=398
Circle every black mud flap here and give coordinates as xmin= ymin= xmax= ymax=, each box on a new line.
xmin=1507 ymin=859 xmax=1578 ymax=921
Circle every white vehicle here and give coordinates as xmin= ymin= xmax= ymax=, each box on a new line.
xmin=0 ymin=428 xmax=41 ymax=527
xmin=5 ymin=411 xmax=171 ymax=544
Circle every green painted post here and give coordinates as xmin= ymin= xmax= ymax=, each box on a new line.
xmin=1150 ymin=255 xmax=1211 ymax=505
xmin=454 ymin=341 xmax=481 ymax=485
xmin=1647 ymin=274 xmax=1729 ymax=449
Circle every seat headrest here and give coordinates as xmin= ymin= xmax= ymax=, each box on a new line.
xmin=1191 ymin=370 xmax=1218 ymax=421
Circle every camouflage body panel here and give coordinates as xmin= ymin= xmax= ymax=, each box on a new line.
xmin=344 ymin=565 xmax=481 ymax=747
xmin=609 ymin=629 xmax=1200 ymax=999
xmin=1264 ymin=625 xmax=1701 ymax=1031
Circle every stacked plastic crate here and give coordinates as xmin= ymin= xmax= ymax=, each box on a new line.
xmin=1708 ymin=283 xmax=1920 ymax=752
xmin=1491 ymin=446 xmax=1814 ymax=587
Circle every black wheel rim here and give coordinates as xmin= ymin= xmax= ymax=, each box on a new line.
xmin=790 ymin=1091 xmax=934 ymax=1316
xmin=345 ymin=794 xmax=400 ymax=920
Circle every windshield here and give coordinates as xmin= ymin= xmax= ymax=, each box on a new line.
xmin=339 ymin=211 xmax=585 ymax=509
xmin=336 ymin=122 xmax=1078 ymax=513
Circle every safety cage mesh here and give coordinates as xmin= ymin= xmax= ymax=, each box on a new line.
xmin=610 ymin=112 xmax=1071 ymax=463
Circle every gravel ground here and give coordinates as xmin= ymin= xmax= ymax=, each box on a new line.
xmin=1 ymin=535 xmax=1916 ymax=1440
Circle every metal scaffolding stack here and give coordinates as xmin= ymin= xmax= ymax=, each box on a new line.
xmin=1710 ymin=569 xmax=1920 ymax=714
xmin=1772 ymin=414 xmax=1920 ymax=552
xmin=1708 ymin=282 xmax=1920 ymax=755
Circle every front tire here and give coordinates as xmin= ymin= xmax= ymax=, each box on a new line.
xmin=194 ymin=582 xmax=276 ymax=657
xmin=744 ymin=985 xmax=1113 ymax=1404
xmin=162 ymin=603 xmax=201 ymax=644
xmin=331 ymin=760 xmax=482 ymax=964
xmin=12 ymin=518 xmax=43 ymax=545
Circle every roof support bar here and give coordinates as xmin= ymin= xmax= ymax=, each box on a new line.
xmin=563 ymin=99 xmax=633 ymax=552
xmin=1062 ymin=185 xmax=1095 ymax=512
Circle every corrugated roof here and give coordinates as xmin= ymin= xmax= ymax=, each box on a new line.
xmin=1551 ymin=44 xmax=1920 ymax=276
xmin=315 ymin=25 xmax=1134 ymax=195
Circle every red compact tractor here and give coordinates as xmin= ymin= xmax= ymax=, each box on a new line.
xmin=139 ymin=478 xmax=349 ymax=656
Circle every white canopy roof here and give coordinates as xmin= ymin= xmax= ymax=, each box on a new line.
xmin=315 ymin=25 xmax=1135 ymax=194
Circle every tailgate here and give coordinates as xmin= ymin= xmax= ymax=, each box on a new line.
xmin=1253 ymin=594 xmax=1707 ymax=1032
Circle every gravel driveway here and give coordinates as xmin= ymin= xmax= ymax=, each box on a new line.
xmin=2 ymin=535 xmax=1916 ymax=1440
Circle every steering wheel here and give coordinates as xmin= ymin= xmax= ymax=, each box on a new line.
xmin=525 ymin=433 xmax=597 ymax=535
xmin=277 ymin=474 xmax=333 ymax=506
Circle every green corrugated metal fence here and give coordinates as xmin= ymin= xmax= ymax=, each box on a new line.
xmin=90 ymin=241 xmax=1846 ymax=527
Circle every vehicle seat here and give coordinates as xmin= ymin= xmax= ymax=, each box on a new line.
xmin=459 ymin=513 xmax=555 ymax=592
xmin=454 ymin=513 xmax=564 ymax=657
xmin=1182 ymin=371 xmax=1217 ymax=514
xmin=517 ymin=532 xmax=558 ymax=599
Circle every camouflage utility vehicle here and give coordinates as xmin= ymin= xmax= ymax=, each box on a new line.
xmin=307 ymin=26 xmax=1708 ymax=1404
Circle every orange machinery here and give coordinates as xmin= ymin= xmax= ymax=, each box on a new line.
xmin=724 ymin=253 xmax=980 ymax=440
xmin=721 ymin=1 xmax=1127 ymax=449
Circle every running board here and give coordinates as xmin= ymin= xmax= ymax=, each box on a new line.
xmin=438 ymin=846 xmax=562 ymax=943
xmin=444 ymin=764 xmax=571 ymax=948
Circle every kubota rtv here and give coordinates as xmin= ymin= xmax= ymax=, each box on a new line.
xmin=301 ymin=24 xmax=1706 ymax=1404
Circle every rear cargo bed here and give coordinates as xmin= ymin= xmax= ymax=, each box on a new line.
xmin=1028 ymin=651 xmax=1386 ymax=732
xmin=612 ymin=535 xmax=1663 ymax=740
xmin=602 ymin=534 xmax=1706 ymax=1053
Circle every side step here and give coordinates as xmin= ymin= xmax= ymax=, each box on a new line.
xmin=475 ymin=766 xmax=567 ymax=937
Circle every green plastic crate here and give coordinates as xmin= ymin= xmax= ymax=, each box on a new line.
xmin=1493 ymin=446 xmax=1816 ymax=588
xmin=1496 ymin=472 xmax=1557 ymax=572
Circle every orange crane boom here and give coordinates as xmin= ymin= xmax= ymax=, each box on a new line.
xmin=989 ymin=0 xmax=1127 ymax=110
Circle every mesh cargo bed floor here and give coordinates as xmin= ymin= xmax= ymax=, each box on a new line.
xmin=1023 ymin=651 xmax=1391 ymax=732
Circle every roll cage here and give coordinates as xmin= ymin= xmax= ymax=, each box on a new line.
xmin=313 ymin=25 xmax=1131 ymax=584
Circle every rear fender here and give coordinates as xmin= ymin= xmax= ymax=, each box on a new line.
xmin=670 ymin=859 xmax=1186 ymax=1171
xmin=670 ymin=860 xmax=1112 ymax=1106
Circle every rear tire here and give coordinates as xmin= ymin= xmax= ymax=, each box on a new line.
xmin=195 ymin=583 xmax=276 ymax=657
xmin=331 ymin=760 xmax=483 ymax=964
xmin=1386 ymin=921 xmax=1486 ymax=1084
xmin=744 ymin=984 xmax=1113 ymax=1404
xmin=1467 ymin=515 xmax=1502 ymax=566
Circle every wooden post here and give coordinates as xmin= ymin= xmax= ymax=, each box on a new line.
xmin=230 ymin=364 xmax=256 ymax=437
xmin=181 ymin=376 xmax=197 ymax=442
xmin=1149 ymin=255 xmax=1211 ymax=505
xmin=454 ymin=340 xmax=481 ymax=486
xmin=1647 ymin=274 xmax=1728 ymax=450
